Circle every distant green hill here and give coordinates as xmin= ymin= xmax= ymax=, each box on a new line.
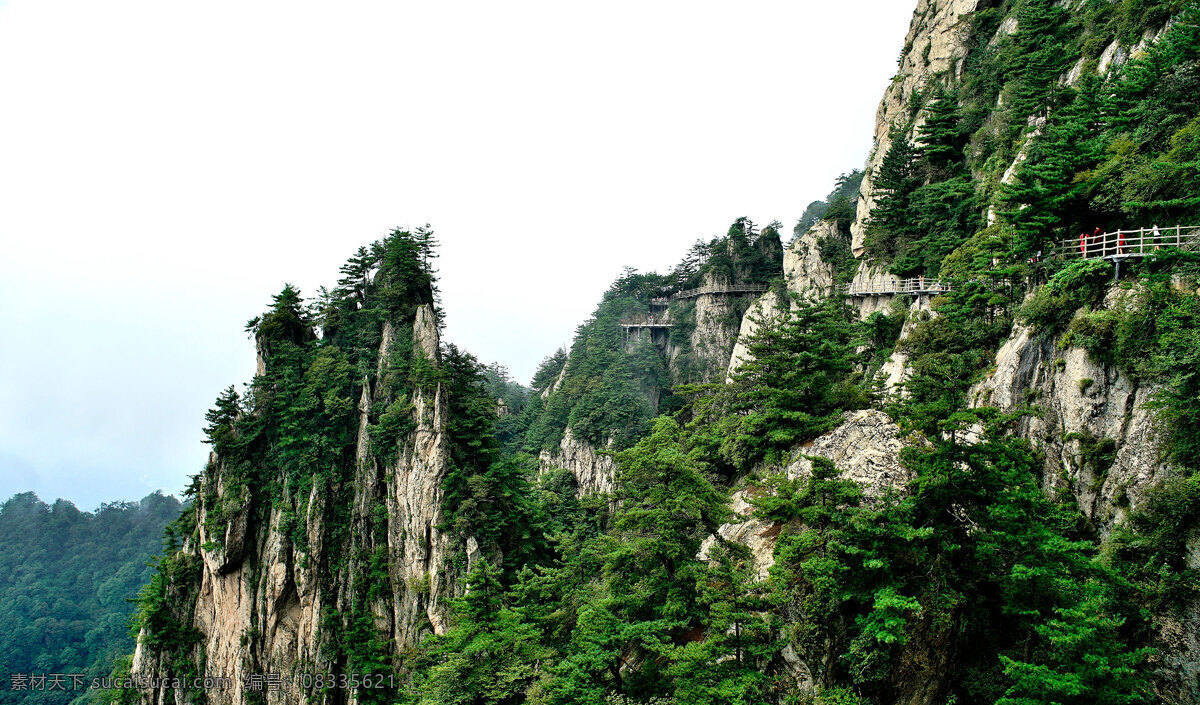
xmin=0 ymin=491 xmax=182 ymax=705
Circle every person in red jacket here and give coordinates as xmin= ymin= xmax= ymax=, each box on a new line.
xmin=1080 ymin=231 xmax=1087 ymax=256
xmin=1092 ymin=227 xmax=1104 ymax=256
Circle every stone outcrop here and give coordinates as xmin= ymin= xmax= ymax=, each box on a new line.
xmin=537 ymin=426 xmax=618 ymax=496
xmin=673 ymin=271 xmax=747 ymax=383
xmin=1158 ymin=595 xmax=1200 ymax=704
xmin=728 ymin=219 xmax=848 ymax=376
xmin=784 ymin=221 xmax=840 ymax=300
xmin=700 ymin=410 xmax=909 ymax=582
xmin=390 ymin=304 xmax=455 ymax=643
xmin=874 ymin=293 xmax=937 ymax=399
xmin=697 ymin=490 xmax=778 ymax=582
xmin=726 ymin=290 xmax=780 ymax=378
xmin=133 ymin=303 xmax=457 ymax=705
xmin=785 ymin=410 xmax=911 ymax=498
xmin=968 ymin=299 xmax=1195 ymax=698
xmin=969 ymin=304 xmax=1174 ymax=531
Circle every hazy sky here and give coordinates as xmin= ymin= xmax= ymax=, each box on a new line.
xmin=0 ymin=0 xmax=917 ymax=509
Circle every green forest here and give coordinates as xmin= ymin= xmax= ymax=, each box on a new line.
xmin=16 ymin=0 xmax=1200 ymax=704
xmin=0 ymin=492 xmax=182 ymax=705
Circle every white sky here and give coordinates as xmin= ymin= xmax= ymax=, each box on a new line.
xmin=0 ymin=0 xmax=916 ymax=509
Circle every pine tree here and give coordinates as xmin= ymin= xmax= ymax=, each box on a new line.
xmin=915 ymin=87 xmax=967 ymax=180
xmin=335 ymin=245 xmax=376 ymax=303
xmin=754 ymin=457 xmax=867 ymax=688
xmin=441 ymin=345 xmax=541 ymax=565
xmin=1007 ymin=0 xmax=1072 ymax=118
xmin=865 ymin=126 xmax=920 ymax=260
xmin=722 ymin=296 xmax=860 ymax=469
xmin=669 ymin=541 xmax=776 ymax=704
xmin=999 ymin=581 xmax=1151 ymax=705
xmin=545 ymin=417 xmax=729 ymax=701
xmin=254 ymin=283 xmax=312 ymax=347
xmin=202 ymin=386 xmax=241 ymax=449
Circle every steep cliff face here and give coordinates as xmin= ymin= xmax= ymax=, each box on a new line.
xmin=970 ymin=309 xmax=1175 ymax=532
xmin=784 ymin=221 xmax=841 ymax=300
xmin=533 ymin=225 xmax=784 ymax=495
xmin=671 ymin=270 xmax=750 ymax=382
xmin=851 ymin=0 xmax=981 ymax=256
xmin=118 ymin=2 xmax=1200 ymax=701
xmin=700 ymin=410 xmax=910 ymax=583
xmin=872 ymin=293 xmax=937 ymax=398
xmin=130 ymin=234 xmax=464 ymax=705
xmin=728 ymin=220 xmax=847 ymax=377
xmin=726 ymin=290 xmax=780 ymax=378
xmin=536 ymin=427 xmax=617 ymax=496
xmin=387 ymin=305 xmax=455 ymax=644
xmin=133 ymin=303 xmax=456 ymax=705
xmin=540 ymin=268 xmax=761 ymax=495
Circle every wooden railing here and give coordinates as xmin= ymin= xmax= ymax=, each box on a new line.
xmin=672 ymin=283 xmax=770 ymax=300
xmin=846 ymin=277 xmax=953 ymax=297
xmin=1058 ymin=225 xmax=1200 ymax=259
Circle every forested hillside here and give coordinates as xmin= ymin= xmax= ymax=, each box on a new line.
xmin=0 ymin=492 xmax=181 ymax=705
xmin=515 ymin=218 xmax=784 ymax=460
xmin=118 ymin=1 xmax=1200 ymax=704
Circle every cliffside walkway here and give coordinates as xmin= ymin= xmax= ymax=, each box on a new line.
xmin=672 ymin=283 xmax=770 ymax=300
xmin=619 ymin=317 xmax=673 ymax=329
xmin=846 ymin=278 xmax=953 ymax=297
xmin=1058 ymin=225 xmax=1200 ymax=260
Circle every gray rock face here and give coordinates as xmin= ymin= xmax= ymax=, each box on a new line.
xmin=784 ymin=410 xmax=911 ymax=499
xmin=675 ymin=271 xmax=746 ymax=383
xmin=784 ymin=221 xmax=840 ymax=300
xmin=875 ymin=294 xmax=937 ymax=400
xmin=699 ymin=410 xmax=910 ymax=583
xmin=390 ymin=304 xmax=455 ymax=644
xmin=698 ymin=490 xmax=778 ymax=582
xmin=969 ymin=315 xmax=1174 ymax=532
xmin=1158 ymin=602 xmax=1200 ymax=705
xmin=537 ymin=426 xmax=618 ymax=496
xmin=726 ymin=290 xmax=781 ymax=379
xmin=728 ymin=220 xmax=846 ymax=377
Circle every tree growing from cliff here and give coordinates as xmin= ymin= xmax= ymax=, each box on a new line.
xmin=795 ymin=170 xmax=864 ymax=238
xmin=545 ymin=417 xmax=730 ymax=701
xmin=915 ymin=87 xmax=969 ymax=180
xmin=708 ymin=296 xmax=862 ymax=471
xmin=441 ymin=345 xmax=544 ymax=571
xmin=864 ymin=126 xmax=919 ymax=263
xmin=1001 ymin=76 xmax=1108 ymax=258
xmin=408 ymin=559 xmax=550 ymax=705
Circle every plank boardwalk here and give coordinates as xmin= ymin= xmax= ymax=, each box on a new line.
xmin=671 ymin=283 xmax=770 ymax=300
